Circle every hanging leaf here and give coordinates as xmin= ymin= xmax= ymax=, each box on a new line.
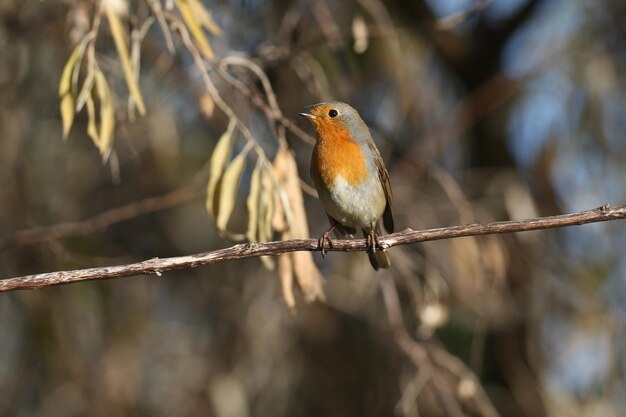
xmin=246 ymin=162 xmax=262 ymax=242
xmin=176 ymin=0 xmax=215 ymax=59
xmin=94 ymin=69 xmax=116 ymax=160
xmin=281 ymin=149 xmax=325 ymax=303
xmin=189 ymin=0 xmax=221 ymax=35
xmin=215 ymin=150 xmax=247 ymax=232
xmin=272 ymin=148 xmax=297 ymax=232
xmin=261 ymin=169 xmax=275 ymax=242
xmin=59 ymin=94 xmax=75 ymax=140
xmin=259 ymin=253 xmax=276 ymax=270
xmin=85 ymin=94 xmax=99 ymax=145
xmin=258 ymin=168 xmax=275 ymax=270
xmin=58 ymin=43 xmax=85 ymax=139
xmin=104 ymin=2 xmax=147 ymax=116
xmin=206 ymin=118 xmax=237 ymax=217
xmin=75 ymin=67 xmax=95 ymax=112
xmin=270 ymin=150 xmax=288 ymax=232
xmin=277 ymin=253 xmax=296 ymax=313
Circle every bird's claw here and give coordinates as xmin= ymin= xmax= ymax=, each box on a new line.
xmin=318 ymin=231 xmax=334 ymax=257
xmin=366 ymin=230 xmax=380 ymax=253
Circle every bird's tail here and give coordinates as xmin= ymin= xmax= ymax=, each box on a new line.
xmin=368 ymin=250 xmax=390 ymax=270
xmin=363 ymin=226 xmax=390 ymax=270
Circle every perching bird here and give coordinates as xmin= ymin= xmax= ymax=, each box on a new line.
xmin=300 ymin=101 xmax=394 ymax=270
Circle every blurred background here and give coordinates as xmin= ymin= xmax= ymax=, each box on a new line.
xmin=1 ymin=0 xmax=626 ymax=416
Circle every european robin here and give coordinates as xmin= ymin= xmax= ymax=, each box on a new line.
xmin=300 ymin=101 xmax=394 ymax=270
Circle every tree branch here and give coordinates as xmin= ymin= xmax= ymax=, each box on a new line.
xmin=1 ymin=185 xmax=203 ymax=251
xmin=379 ymin=274 xmax=471 ymax=417
xmin=1 ymin=204 xmax=625 ymax=293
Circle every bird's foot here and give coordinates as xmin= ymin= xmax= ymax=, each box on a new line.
xmin=366 ymin=230 xmax=380 ymax=253
xmin=318 ymin=226 xmax=335 ymax=257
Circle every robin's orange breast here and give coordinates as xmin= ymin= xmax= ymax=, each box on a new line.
xmin=311 ymin=121 xmax=368 ymax=188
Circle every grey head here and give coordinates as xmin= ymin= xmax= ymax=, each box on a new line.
xmin=299 ymin=101 xmax=372 ymax=143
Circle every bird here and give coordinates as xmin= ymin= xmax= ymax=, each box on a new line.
xmin=300 ymin=101 xmax=394 ymax=270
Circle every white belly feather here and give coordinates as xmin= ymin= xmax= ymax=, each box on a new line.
xmin=321 ymin=174 xmax=386 ymax=229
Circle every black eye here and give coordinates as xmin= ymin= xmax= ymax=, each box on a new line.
xmin=328 ymin=109 xmax=338 ymax=118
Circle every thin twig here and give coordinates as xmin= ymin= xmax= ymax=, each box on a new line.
xmin=214 ymin=61 xmax=316 ymax=145
xmin=2 ymin=132 xmax=220 ymax=251
xmin=1 ymin=185 xmax=203 ymax=251
xmin=146 ymin=0 xmax=176 ymax=53
xmin=311 ymin=0 xmax=345 ymax=49
xmin=168 ymin=17 xmax=268 ymax=161
xmin=428 ymin=343 xmax=500 ymax=417
xmin=379 ymin=275 xmax=467 ymax=417
xmin=218 ymin=55 xmax=288 ymax=147
xmin=1 ymin=204 xmax=624 ymax=292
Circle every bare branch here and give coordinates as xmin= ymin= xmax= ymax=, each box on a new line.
xmin=1 ymin=185 xmax=203 ymax=251
xmin=381 ymin=268 xmax=501 ymax=416
xmin=1 ymin=204 xmax=625 ymax=293
xmin=379 ymin=274 xmax=469 ymax=417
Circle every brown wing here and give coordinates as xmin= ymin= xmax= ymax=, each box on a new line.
xmin=366 ymin=141 xmax=394 ymax=233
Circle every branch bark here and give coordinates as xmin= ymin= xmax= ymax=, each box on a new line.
xmin=1 ymin=204 xmax=625 ymax=293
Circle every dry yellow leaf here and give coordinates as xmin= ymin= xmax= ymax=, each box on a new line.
xmin=272 ymin=188 xmax=288 ymax=232
xmin=291 ymin=251 xmax=325 ymax=303
xmin=258 ymin=169 xmax=275 ymax=270
xmin=58 ymin=43 xmax=85 ymax=139
xmin=272 ymin=148 xmax=297 ymax=231
xmin=271 ymin=149 xmax=290 ymax=232
xmin=105 ymin=3 xmax=146 ymax=116
xmin=85 ymin=94 xmax=99 ymax=145
xmin=189 ymin=0 xmax=221 ymax=35
xmin=259 ymin=253 xmax=275 ymax=270
xmin=246 ymin=162 xmax=262 ymax=242
xmin=75 ymin=68 xmax=95 ymax=112
xmin=281 ymin=149 xmax=309 ymax=238
xmin=206 ymin=118 xmax=236 ymax=217
xmin=216 ymin=150 xmax=247 ymax=232
xmin=176 ymin=0 xmax=214 ymax=59
xmin=281 ymin=149 xmax=325 ymax=303
xmin=261 ymin=168 xmax=275 ymax=243
xmin=94 ymin=70 xmax=116 ymax=160
xmin=60 ymin=96 xmax=75 ymax=140
xmin=277 ymin=253 xmax=296 ymax=313
xmin=70 ymin=40 xmax=89 ymax=94
xmin=259 ymin=257 xmax=276 ymax=271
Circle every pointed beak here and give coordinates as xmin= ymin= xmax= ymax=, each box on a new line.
xmin=299 ymin=112 xmax=317 ymax=119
